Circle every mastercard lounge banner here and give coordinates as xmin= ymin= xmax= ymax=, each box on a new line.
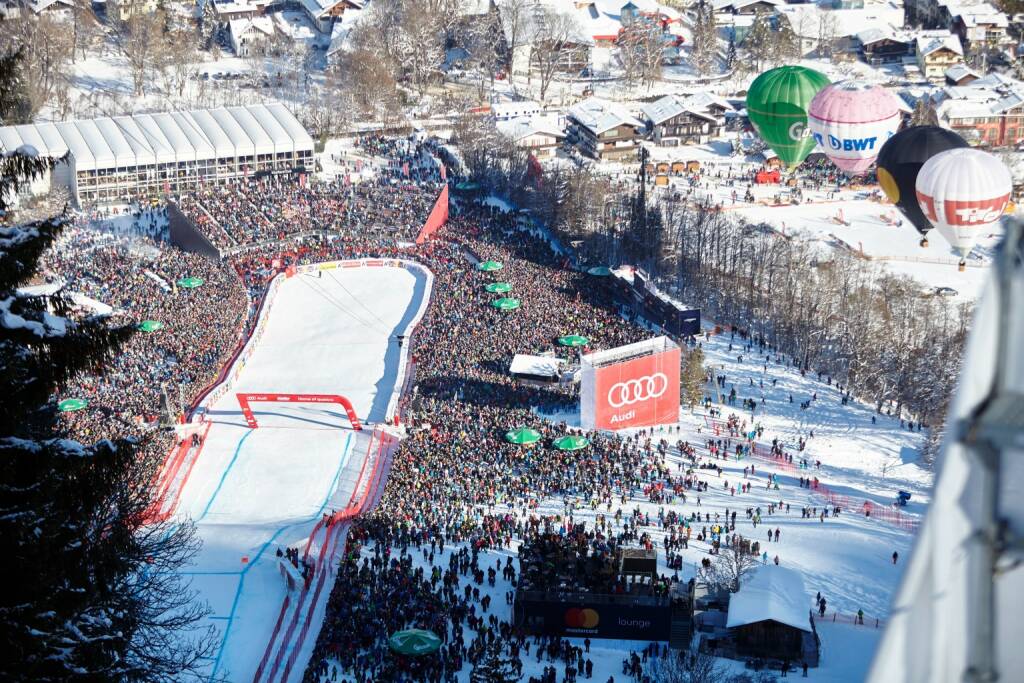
xmin=515 ymin=598 xmax=671 ymax=640
xmin=583 ymin=346 xmax=681 ymax=431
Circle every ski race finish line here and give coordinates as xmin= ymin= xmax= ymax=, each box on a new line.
xmin=236 ymin=393 xmax=363 ymax=431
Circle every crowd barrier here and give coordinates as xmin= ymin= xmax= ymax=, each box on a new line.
xmin=254 ymin=428 xmax=396 ymax=683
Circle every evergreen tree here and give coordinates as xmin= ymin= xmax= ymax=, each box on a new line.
xmin=0 ymin=47 xmax=216 ymax=681
xmin=690 ymin=0 xmax=718 ymax=76
xmin=681 ymin=346 xmax=707 ymax=409
xmin=469 ymin=640 xmax=520 ymax=683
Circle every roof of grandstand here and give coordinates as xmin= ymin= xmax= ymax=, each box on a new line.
xmin=0 ymin=103 xmax=313 ymax=172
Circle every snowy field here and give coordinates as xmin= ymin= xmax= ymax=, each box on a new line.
xmin=171 ymin=263 xmax=429 ymax=682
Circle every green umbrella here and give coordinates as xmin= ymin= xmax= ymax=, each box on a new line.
xmin=58 ymin=398 xmax=89 ymax=412
xmin=558 ymin=335 xmax=589 ymax=348
xmin=176 ymin=276 xmax=205 ymax=288
xmin=478 ymin=260 xmax=503 ymax=272
xmin=388 ymin=629 xmax=442 ymax=656
xmin=553 ymin=435 xmax=590 ymax=451
xmin=506 ymin=427 xmax=542 ymax=444
xmin=587 ymin=266 xmax=613 ymax=276
xmin=137 ymin=320 xmax=165 ymax=333
xmin=485 ymin=282 xmax=513 ymax=294
xmin=491 ymin=297 xmax=520 ymax=310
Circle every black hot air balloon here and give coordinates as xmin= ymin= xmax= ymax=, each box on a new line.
xmin=876 ymin=126 xmax=969 ymax=247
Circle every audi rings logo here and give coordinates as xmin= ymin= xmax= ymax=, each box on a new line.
xmin=607 ymin=373 xmax=668 ymax=408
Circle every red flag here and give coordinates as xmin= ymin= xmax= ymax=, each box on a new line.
xmin=440 ymin=163 xmax=447 ymax=180
xmin=402 ymin=162 xmax=410 ymax=177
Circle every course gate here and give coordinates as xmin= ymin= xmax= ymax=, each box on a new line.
xmin=236 ymin=393 xmax=362 ymax=430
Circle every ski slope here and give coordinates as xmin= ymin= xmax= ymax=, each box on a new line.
xmin=172 ymin=261 xmax=430 ymax=683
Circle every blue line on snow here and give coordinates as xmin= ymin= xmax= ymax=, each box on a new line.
xmin=208 ymin=431 xmax=353 ymax=682
xmin=198 ymin=429 xmax=255 ymax=522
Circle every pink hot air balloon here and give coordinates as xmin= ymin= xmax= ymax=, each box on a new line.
xmin=807 ymin=82 xmax=902 ymax=175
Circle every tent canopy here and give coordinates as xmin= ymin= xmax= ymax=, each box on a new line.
xmin=509 ymin=354 xmax=563 ymax=379
xmin=726 ymin=566 xmax=812 ymax=632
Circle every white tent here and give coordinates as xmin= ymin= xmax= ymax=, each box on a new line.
xmin=509 ymin=354 xmax=563 ymax=379
xmin=727 ymin=566 xmax=812 ymax=632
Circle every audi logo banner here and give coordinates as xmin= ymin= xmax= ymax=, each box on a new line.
xmin=580 ymin=338 xmax=681 ymax=431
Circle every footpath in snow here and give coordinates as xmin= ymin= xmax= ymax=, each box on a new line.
xmin=168 ymin=261 xmax=430 ymax=682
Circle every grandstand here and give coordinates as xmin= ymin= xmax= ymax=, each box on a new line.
xmin=0 ymin=102 xmax=314 ymax=207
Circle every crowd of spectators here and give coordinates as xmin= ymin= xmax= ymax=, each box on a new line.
xmin=41 ymin=221 xmax=247 ymax=464
xmin=40 ymin=134 xmax=819 ymax=683
xmin=176 ymin=135 xmax=445 ymax=252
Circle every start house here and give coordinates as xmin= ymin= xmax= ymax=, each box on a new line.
xmin=0 ymin=102 xmax=314 ymax=207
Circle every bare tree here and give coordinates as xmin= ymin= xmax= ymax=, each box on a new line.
xmin=0 ymin=15 xmax=73 ymax=121
xmin=114 ymin=10 xmax=164 ymax=97
xmin=816 ymin=10 xmax=839 ymax=58
xmin=617 ymin=16 xmax=666 ymax=88
xmin=690 ymin=0 xmax=719 ymax=76
xmin=644 ymin=650 xmax=731 ymax=683
xmin=497 ymin=0 xmax=532 ymax=88
xmin=527 ymin=7 xmax=584 ymax=102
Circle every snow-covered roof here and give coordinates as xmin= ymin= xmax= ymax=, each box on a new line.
xmin=211 ymin=0 xmax=270 ymax=17
xmin=326 ymin=7 xmax=367 ymax=56
xmin=229 ymin=15 xmax=274 ymax=40
xmin=726 ymin=566 xmax=812 ymax=632
xmin=640 ymin=95 xmax=717 ymax=126
xmin=713 ymin=0 xmax=781 ymax=11
xmin=24 ymin=0 xmax=73 ymax=12
xmin=916 ymin=31 xmax=963 ymax=57
xmin=509 ymin=354 xmax=563 ymax=378
xmin=856 ymin=25 xmax=911 ymax=45
xmin=300 ymin=0 xmax=360 ymax=19
xmin=946 ymin=1 xmax=1008 ymax=27
xmin=0 ymin=103 xmax=313 ymax=172
xmin=496 ymin=115 xmax=565 ymax=141
xmin=568 ymin=97 xmax=642 ymax=135
xmin=945 ymin=63 xmax=980 ymax=82
xmin=937 ymin=72 xmax=1024 ymax=120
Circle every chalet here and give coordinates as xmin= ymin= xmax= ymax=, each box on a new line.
xmin=937 ymin=73 xmax=1024 ymax=147
xmin=107 ymin=0 xmax=157 ymax=22
xmin=856 ymin=26 xmax=913 ymax=64
xmin=229 ymin=16 xmax=275 ymax=57
xmin=496 ymin=116 xmax=566 ymax=158
xmin=722 ymin=567 xmax=820 ymax=667
xmin=299 ymin=0 xmax=362 ymax=33
xmin=211 ymin=0 xmax=271 ymax=23
xmin=916 ymin=31 xmax=963 ymax=81
xmin=712 ymin=0 xmax=781 ymax=15
xmin=640 ymin=94 xmax=730 ymax=145
xmin=950 ymin=3 xmax=1008 ymax=48
xmin=566 ymin=97 xmax=643 ymax=161
xmin=6 ymin=0 xmax=74 ymax=15
xmin=945 ymin=63 xmax=980 ymax=86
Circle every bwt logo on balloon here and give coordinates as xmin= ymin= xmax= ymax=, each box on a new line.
xmin=607 ymin=373 xmax=669 ymax=408
xmin=812 ymin=133 xmax=880 ymax=152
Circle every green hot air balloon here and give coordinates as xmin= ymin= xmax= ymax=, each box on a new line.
xmin=746 ymin=66 xmax=830 ymax=170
